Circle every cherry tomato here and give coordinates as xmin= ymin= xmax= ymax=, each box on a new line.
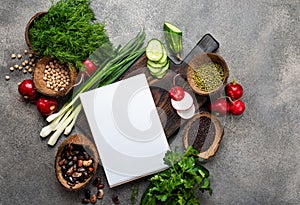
xmin=18 ymin=79 xmax=39 ymax=101
xmin=230 ymin=100 xmax=245 ymax=115
xmin=208 ymin=98 xmax=230 ymax=116
xmin=225 ymin=79 xmax=243 ymax=100
xmin=169 ymin=86 xmax=185 ymax=101
xmin=36 ymin=97 xmax=58 ymax=116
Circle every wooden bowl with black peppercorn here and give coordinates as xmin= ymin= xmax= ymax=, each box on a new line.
xmin=33 ymin=56 xmax=78 ymax=97
xmin=55 ymin=134 xmax=99 ymax=191
xmin=186 ymin=52 xmax=229 ymax=96
xmin=182 ymin=112 xmax=224 ymax=160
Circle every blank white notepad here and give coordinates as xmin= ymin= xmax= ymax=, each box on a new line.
xmin=80 ymin=74 xmax=170 ymax=187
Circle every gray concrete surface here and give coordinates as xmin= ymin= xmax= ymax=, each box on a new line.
xmin=1 ymin=0 xmax=299 ymax=204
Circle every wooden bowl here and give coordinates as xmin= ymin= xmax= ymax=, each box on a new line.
xmin=186 ymin=52 xmax=229 ymax=96
xmin=25 ymin=12 xmax=47 ymax=55
xmin=182 ymin=112 xmax=224 ymax=160
xmin=33 ymin=56 xmax=78 ymax=97
xmin=55 ymin=134 xmax=99 ymax=191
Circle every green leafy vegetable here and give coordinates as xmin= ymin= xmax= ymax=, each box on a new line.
xmin=141 ymin=146 xmax=212 ymax=205
xmin=29 ymin=0 xmax=112 ymax=70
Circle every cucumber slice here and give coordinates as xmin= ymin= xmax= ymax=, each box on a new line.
xmin=164 ymin=22 xmax=183 ymax=54
xmin=155 ymin=60 xmax=169 ymax=76
xmin=157 ymin=46 xmax=168 ymax=64
xmin=155 ymin=71 xmax=167 ymax=79
xmin=147 ymin=63 xmax=162 ymax=74
xmin=147 ymin=57 xmax=168 ymax=69
xmin=150 ymin=60 xmax=169 ymax=79
xmin=146 ymin=39 xmax=164 ymax=62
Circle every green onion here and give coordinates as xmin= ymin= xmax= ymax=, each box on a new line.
xmin=42 ymin=29 xmax=146 ymax=146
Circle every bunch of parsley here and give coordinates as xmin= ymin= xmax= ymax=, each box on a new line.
xmin=29 ymin=0 xmax=112 ymax=70
xmin=141 ymin=146 xmax=212 ymax=205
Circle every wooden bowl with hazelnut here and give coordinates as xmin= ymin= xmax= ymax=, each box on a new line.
xmin=33 ymin=56 xmax=77 ymax=97
xmin=182 ymin=112 xmax=224 ymax=160
xmin=186 ymin=52 xmax=229 ymax=96
xmin=55 ymin=134 xmax=99 ymax=191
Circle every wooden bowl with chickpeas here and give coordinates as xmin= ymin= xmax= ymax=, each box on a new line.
xmin=33 ymin=56 xmax=78 ymax=97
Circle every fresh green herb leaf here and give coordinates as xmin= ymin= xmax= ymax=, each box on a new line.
xmin=163 ymin=147 xmax=181 ymax=167
xmin=140 ymin=146 xmax=212 ymax=205
xmin=29 ymin=0 xmax=112 ymax=71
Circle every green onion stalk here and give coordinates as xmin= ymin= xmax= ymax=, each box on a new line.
xmin=41 ymin=29 xmax=146 ymax=146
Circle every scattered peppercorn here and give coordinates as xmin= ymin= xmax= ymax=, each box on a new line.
xmin=17 ymin=54 xmax=22 ymax=59
xmin=9 ymin=67 xmax=14 ymax=72
xmin=5 ymin=76 xmax=10 ymax=81
xmin=11 ymin=54 xmax=16 ymax=59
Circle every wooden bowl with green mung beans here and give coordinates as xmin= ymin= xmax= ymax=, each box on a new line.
xmin=186 ymin=52 xmax=229 ymax=96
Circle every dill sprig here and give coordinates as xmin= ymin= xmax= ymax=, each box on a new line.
xmin=29 ymin=0 xmax=112 ymax=71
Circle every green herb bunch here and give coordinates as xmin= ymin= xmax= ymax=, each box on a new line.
xmin=29 ymin=0 xmax=112 ymax=70
xmin=141 ymin=146 xmax=212 ymax=205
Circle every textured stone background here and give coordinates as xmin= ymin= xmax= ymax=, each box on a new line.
xmin=0 ymin=0 xmax=299 ymax=204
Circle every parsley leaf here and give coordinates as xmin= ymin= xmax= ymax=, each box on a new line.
xmin=141 ymin=146 xmax=213 ymax=205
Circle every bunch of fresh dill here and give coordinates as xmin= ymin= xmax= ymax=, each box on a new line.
xmin=29 ymin=0 xmax=112 ymax=70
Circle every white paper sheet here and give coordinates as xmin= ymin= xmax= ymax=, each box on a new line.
xmin=80 ymin=74 xmax=170 ymax=187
